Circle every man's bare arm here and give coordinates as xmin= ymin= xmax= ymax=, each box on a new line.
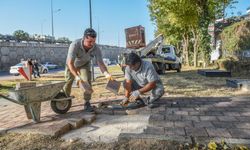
xmin=67 ymin=58 xmax=78 ymax=77
xmin=138 ymin=81 xmax=156 ymax=94
xmin=125 ymin=79 xmax=132 ymax=98
xmin=97 ymin=61 xmax=108 ymax=73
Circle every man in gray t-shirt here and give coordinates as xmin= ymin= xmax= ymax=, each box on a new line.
xmin=63 ymin=28 xmax=112 ymax=112
xmin=122 ymin=52 xmax=164 ymax=108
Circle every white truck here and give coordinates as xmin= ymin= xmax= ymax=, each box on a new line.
xmin=119 ymin=34 xmax=182 ymax=74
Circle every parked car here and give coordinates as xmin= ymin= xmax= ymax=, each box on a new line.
xmin=103 ymin=58 xmax=111 ymax=66
xmin=43 ymin=62 xmax=58 ymax=69
xmin=9 ymin=63 xmax=48 ymax=76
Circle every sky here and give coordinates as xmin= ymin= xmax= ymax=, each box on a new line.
xmin=0 ymin=0 xmax=249 ymax=47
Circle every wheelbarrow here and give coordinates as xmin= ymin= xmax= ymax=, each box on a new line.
xmin=0 ymin=81 xmax=73 ymax=123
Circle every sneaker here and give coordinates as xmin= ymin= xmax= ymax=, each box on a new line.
xmin=83 ymin=102 xmax=94 ymax=112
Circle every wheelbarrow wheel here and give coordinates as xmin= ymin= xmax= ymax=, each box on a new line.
xmin=51 ymin=92 xmax=72 ymax=114
xmin=51 ymin=99 xmax=72 ymax=114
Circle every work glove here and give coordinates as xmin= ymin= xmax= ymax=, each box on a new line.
xmin=104 ymin=71 xmax=113 ymax=80
xmin=76 ymin=75 xmax=93 ymax=94
xmin=129 ymin=90 xmax=140 ymax=102
xmin=120 ymin=97 xmax=129 ymax=106
xmin=75 ymin=75 xmax=83 ymax=86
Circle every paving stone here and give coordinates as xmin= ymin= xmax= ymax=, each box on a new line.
xmin=164 ymin=127 xmax=186 ymax=136
xmin=151 ymin=120 xmax=174 ymax=128
xmin=0 ymin=128 xmax=7 ymax=135
xmin=189 ymin=111 xmax=205 ymax=116
xmin=67 ymin=118 xmax=84 ymax=129
xmin=8 ymin=120 xmax=71 ymax=137
xmin=182 ymin=116 xmax=200 ymax=122
xmin=230 ymin=129 xmax=250 ymax=139
xmin=148 ymin=114 xmax=165 ymax=124
xmin=214 ymin=102 xmax=232 ymax=107
xmin=205 ymin=111 xmax=223 ymax=116
xmin=126 ymin=107 xmax=150 ymax=115
xmin=82 ymin=114 xmax=96 ymax=124
xmin=212 ymin=121 xmax=236 ymax=128
xmin=217 ymin=116 xmax=238 ymax=122
xmin=234 ymin=122 xmax=250 ymax=129
xmin=174 ymin=121 xmax=193 ymax=128
xmin=185 ymin=127 xmax=208 ymax=137
xmin=240 ymin=112 xmax=250 ymax=117
xmin=193 ymin=121 xmax=214 ymax=128
xmin=165 ymin=115 xmax=182 ymax=121
xmin=144 ymin=126 xmax=165 ymax=135
xmin=223 ymin=112 xmax=241 ymax=116
xmin=173 ymin=110 xmax=189 ymax=115
xmin=206 ymin=128 xmax=232 ymax=138
xmin=118 ymin=133 xmax=189 ymax=143
xmin=200 ymin=116 xmax=218 ymax=121
xmin=236 ymin=116 xmax=250 ymax=122
xmin=95 ymin=108 xmax=114 ymax=115
xmin=113 ymin=110 xmax=128 ymax=115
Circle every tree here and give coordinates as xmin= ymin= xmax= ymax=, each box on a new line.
xmin=13 ymin=30 xmax=29 ymax=42
xmin=148 ymin=0 xmax=237 ymax=67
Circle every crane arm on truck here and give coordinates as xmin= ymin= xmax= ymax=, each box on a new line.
xmin=137 ymin=34 xmax=164 ymax=57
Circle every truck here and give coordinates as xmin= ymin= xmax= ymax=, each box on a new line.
xmin=119 ymin=26 xmax=182 ymax=74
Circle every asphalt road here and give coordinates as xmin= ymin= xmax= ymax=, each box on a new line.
xmin=0 ymin=67 xmax=102 ymax=81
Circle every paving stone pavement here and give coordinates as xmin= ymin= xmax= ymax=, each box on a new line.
xmin=1 ymin=96 xmax=250 ymax=145
xmin=118 ymin=96 xmax=250 ymax=145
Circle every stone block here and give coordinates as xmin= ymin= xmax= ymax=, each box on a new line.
xmin=234 ymin=122 xmax=250 ymax=129
xmin=217 ymin=116 xmax=238 ymax=122
xmin=206 ymin=128 xmax=232 ymax=138
xmin=152 ymin=120 xmax=174 ymax=128
xmin=230 ymin=129 xmax=250 ymax=139
xmin=174 ymin=121 xmax=193 ymax=128
xmin=165 ymin=115 xmax=182 ymax=121
xmin=144 ymin=126 xmax=165 ymax=135
xmin=148 ymin=114 xmax=165 ymax=124
xmin=95 ymin=108 xmax=114 ymax=115
xmin=173 ymin=110 xmax=189 ymax=115
xmin=67 ymin=118 xmax=84 ymax=129
xmin=205 ymin=111 xmax=223 ymax=116
xmin=193 ymin=121 xmax=214 ymax=128
xmin=113 ymin=110 xmax=128 ymax=115
xmin=182 ymin=116 xmax=200 ymax=122
xmin=8 ymin=120 xmax=71 ymax=137
xmin=200 ymin=116 xmax=218 ymax=121
xmin=212 ymin=121 xmax=235 ymax=129
xmin=164 ymin=127 xmax=186 ymax=136
xmin=185 ymin=127 xmax=208 ymax=137
xmin=223 ymin=112 xmax=241 ymax=116
xmin=236 ymin=116 xmax=250 ymax=122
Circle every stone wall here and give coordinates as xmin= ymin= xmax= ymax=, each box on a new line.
xmin=0 ymin=42 xmax=126 ymax=71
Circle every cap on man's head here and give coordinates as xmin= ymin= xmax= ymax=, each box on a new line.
xmin=125 ymin=52 xmax=141 ymax=65
xmin=84 ymin=28 xmax=97 ymax=38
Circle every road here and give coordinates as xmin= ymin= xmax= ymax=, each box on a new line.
xmin=0 ymin=67 xmax=102 ymax=81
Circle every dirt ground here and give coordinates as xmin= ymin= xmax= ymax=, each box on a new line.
xmin=1 ymin=66 xmax=250 ymax=149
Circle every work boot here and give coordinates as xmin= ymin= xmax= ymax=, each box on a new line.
xmin=83 ymin=102 xmax=94 ymax=112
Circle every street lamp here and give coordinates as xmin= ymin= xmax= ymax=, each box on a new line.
xmin=89 ymin=0 xmax=95 ymax=81
xmin=51 ymin=0 xmax=61 ymax=40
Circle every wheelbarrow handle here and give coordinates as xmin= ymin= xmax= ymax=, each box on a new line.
xmin=0 ymin=94 xmax=23 ymax=105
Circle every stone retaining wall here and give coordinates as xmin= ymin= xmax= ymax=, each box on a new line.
xmin=0 ymin=42 xmax=126 ymax=71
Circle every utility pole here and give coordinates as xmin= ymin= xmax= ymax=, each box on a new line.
xmin=89 ymin=0 xmax=95 ymax=81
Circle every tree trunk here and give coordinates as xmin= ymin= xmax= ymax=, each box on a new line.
xmin=192 ymin=29 xmax=199 ymax=67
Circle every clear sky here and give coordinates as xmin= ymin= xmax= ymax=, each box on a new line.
xmin=0 ymin=0 xmax=249 ymax=47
